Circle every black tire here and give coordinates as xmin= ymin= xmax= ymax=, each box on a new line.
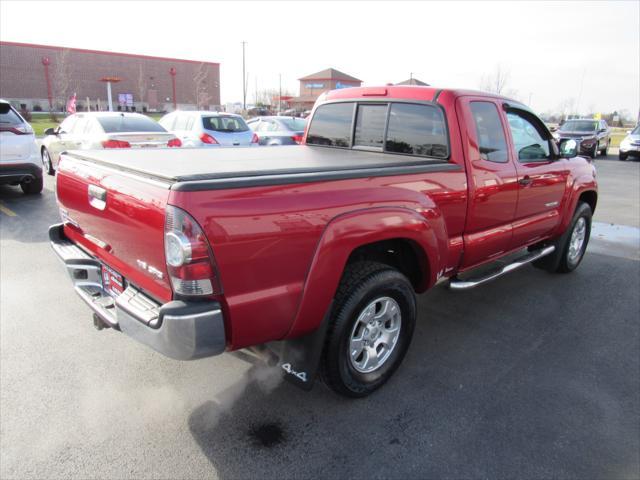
xmin=531 ymin=202 xmax=592 ymax=273
xmin=619 ymin=152 xmax=628 ymax=161
xmin=590 ymin=142 xmax=599 ymax=159
xmin=41 ymin=147 xmax=54 ymax=175
xmin=320 ymin=261 xmax=416 ymax=398
xmin=20 ymin=176 xmax=43 ymax=195
xmin=603 ymin=141 xmax=610 ymax=156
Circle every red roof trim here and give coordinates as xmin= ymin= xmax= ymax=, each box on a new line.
xmin=0 ymin=41 xmax=220 ymax=66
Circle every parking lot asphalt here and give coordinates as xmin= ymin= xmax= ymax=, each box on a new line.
xmin=1 ymin=153 xmax=639 ymax=479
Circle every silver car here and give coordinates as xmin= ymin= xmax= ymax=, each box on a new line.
xmin=0 ymin=99 xmax=42 ymax=194
xmin=159 ymin=111 xmax=258 ymax=147
xmin=619 ymin=125 xmax=640 ymax=161
xmin=41 ymin=112 xmax=180 ymax=175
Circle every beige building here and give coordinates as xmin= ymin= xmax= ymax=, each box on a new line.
xmin=289 ymin=68 xmax=362 ymax=111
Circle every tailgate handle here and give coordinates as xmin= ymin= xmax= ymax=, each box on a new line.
xmin=88 ymin=184 xmax=107 ymax=210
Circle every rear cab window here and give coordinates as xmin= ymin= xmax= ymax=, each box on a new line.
xmin=0 ymin=103 xmax=24 ymax=126
xmin=469 ymin=102 xmax=508 ymax=163
xmin=203 ymin=116 xmax=249 ymax=133
xmin=306 ymin=101 xmax=449 ymax=159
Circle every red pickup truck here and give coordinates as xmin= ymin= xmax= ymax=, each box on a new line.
xmin=50 ymin=86 xmax=597 ymax=397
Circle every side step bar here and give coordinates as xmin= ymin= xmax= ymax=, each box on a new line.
xmin=449 ymin=245 xmax=556 ymax=291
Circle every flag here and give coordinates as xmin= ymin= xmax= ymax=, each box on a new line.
xmin=66 ymin=93 xmax=77 ymax=114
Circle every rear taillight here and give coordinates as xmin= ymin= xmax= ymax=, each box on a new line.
xmin=102 ymin=139 xmax=131 ymax=149
xmin=200 ymin=133 xmax=219 ymax=144
xmin=0 ymin=124 xmax=32 ymax=135
xmin=164 ymin=205 xmax=222 ymax=297
xmin=167 ymin=138 xmax=182 ymax=148
xmin=291 ymin=134 xmax=303 ymax=144
xmin=251 ymin=133 xmax=259 ymax=144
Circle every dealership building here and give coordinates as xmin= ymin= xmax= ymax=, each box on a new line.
xmin=0 ymin=41 xmax=220 ymax=112
xmin=288 ymin=68 xmax=362 ymax=110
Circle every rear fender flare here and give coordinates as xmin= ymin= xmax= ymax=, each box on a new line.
xmin=286 ymin=206 xmax=447 ymax=338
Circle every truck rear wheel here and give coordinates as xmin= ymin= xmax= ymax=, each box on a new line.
xmin=320 ymin=261 xmax=416 ymax=398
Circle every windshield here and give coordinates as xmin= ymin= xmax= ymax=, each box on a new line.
xmin=631 ymin=125 xmax=640 ymax=135
xmin=202 ymin=116 xmax=249 ymax=133
xmin=279 ymin=118 xmax=307 ymax=131
xmin=560 ymin=120 xmax=598 ymax=132
xmin=97 ymin=115 xmax=166 ymax=133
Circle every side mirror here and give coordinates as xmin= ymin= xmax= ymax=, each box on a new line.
xmin=44 ymin=127 xmax=56 ymax=136
xmin=559 ymin=138 xmax=578 ymax=159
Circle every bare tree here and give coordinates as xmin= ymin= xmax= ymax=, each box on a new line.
xmin=137 ymin=65 xmax=147 ymax=109
xmin=480 ymin=64 xmax=511 ymax=95
xmin=193 ymin=63 xmax=212 ymax=109
xmin=52 ymin=48 xmax=73 ymax=111
xmin=255 ymin=87 xmax=293 ymax=107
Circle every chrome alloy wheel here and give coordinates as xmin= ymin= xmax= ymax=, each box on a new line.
xmin=42 ymin=149 xmax=52 ymax=173
xmin=348 ymin=296 xmax=402 ymax=373
xmin=567 ymin=217 xmax=587 ymax=264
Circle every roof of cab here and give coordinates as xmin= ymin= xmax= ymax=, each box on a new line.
xmin=321 ymin=85 xmax=517 ymax=104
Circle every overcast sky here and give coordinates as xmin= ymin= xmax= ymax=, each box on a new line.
xmin=1 ymin=0 xmax=638 ymax=116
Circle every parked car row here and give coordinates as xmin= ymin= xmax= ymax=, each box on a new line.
xmin=39 ymin=111 xmax=309 ymax=177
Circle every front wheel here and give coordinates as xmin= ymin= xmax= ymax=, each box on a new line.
xmin=41 ymin=148 xmax=54 ymax=175
xmin=532 ymin=202 xmax=592 ymax=273
xmin=619 ymin=152 xmax=628 ymax=161
xmin=603 ymin=141 xmax=610 ymax=156
xmin=590 ymin=142 xmax=599 ymax=159
xmin=320 ymin=261 xmax=416 ymax=397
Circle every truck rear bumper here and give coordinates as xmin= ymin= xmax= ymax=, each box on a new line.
xmin=49 ymin=223 xmax=226 ymax=360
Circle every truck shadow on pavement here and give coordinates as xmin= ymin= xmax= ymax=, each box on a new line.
xmin=187 ymin=253 xmax=640 ymax=479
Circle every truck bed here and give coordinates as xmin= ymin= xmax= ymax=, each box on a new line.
xmin=63 ymin=145 xmax=457 ymax=191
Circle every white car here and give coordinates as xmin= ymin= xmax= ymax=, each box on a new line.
xmin=0 ymin=99 xmax=43 ymax=194
xmin=159 ymin=111 xmax=259 ymax=147
xmin=41 ymin=112 xmax=181 ymax=175
xmin=619 ymin=125 xmax=640 ymax=161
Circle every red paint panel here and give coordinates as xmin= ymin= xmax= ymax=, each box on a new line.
xmin=170 ymin=168 xmax=467 ymax=349
xmin=56 ymin=157 xmax=173 ymax=303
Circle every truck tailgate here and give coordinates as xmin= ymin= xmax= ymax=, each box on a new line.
xmin=55 ymin=152 xmax=173 ymax=303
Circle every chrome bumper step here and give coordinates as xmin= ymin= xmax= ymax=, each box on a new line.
xmin=449 ymin=245 xmax=556 ymax=290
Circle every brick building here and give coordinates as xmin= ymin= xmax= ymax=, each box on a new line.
xmin=0 ymin=41 xmax=220 ymax=112
xmin=289 ymin=68 xmax=362 ymax=111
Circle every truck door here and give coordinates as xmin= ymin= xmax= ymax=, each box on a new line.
xmin=457 ymin=97 xmax=519 ymax=269
xmin=503 ymin=107 xmax=568 ymax=248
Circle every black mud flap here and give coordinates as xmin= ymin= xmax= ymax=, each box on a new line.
xmin=275 ymin=303 xmax=332 ymax=391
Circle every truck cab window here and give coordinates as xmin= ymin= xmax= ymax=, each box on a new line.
xmin=469 ymin=102 xmax=508 ymax=163
xmin=506 ymin=111 xmax=550 ymax=162
xmin=306 ymin=102 xmax=354 ymax=147
xmin=385 ymin=103 xmax=448 ymax=158
xmin=354 ymin=104 xmax=386 ymax=149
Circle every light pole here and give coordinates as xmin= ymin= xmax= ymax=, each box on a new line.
xmin=241 ymin=41 xmax=247 ymax=111
xmin=169 ymin=67 xmax=177 ymax=111
xmin=278 ymin=73 xmax=282 ymax=115
xmin=100 ymin=76 xmax=121 ymax=111
xmin=41 ymin=56 xmax=53 ymax=111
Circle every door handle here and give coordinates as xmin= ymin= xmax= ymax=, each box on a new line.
xmin=518 ymin=176 xmax=532 ymax=186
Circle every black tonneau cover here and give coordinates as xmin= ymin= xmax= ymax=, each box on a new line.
xmin=64 ymin=145 xmax=457 ymax=191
